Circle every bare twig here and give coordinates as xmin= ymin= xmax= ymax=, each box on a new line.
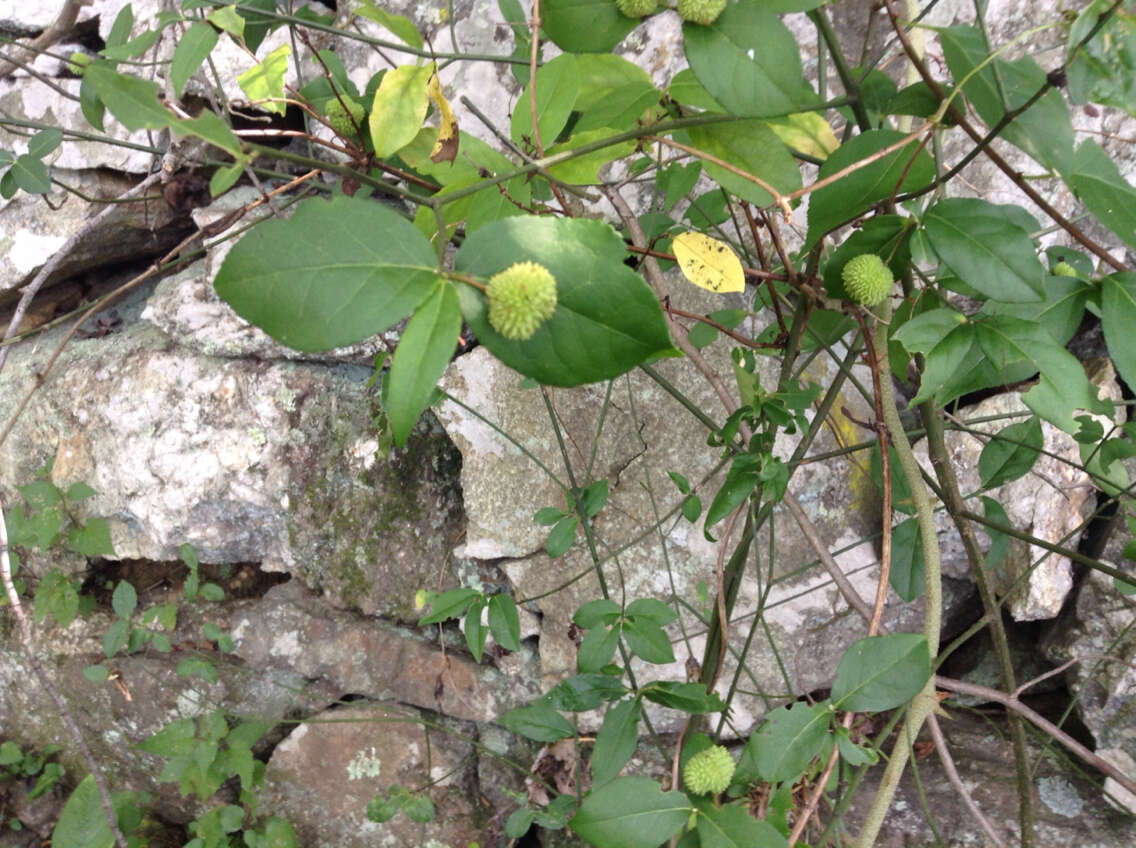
xmin=935 ymin=675 xmax=1136 ymax=797
xmin=782 ymin=492 xmax=875 ymax=624
xmin=927 ymin=713 xmax=1008 ymax=848
xmin=0 ymin=0 xmax=84 ymax=80
xmin=0 ymin=172 xmax=163 ymax=376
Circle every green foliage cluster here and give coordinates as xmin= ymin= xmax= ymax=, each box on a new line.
xmin=3 ymin=0 xmax=1136 ymax=846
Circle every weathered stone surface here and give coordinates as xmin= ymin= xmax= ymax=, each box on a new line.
xmin=0 ymin=317 xmax=463 ymax=619
xmin=262 ymin=703 xmax=483 ymax=848
xmin=845 ymin=710 xmax=1136 ymax=847
xmin=1043 ymin=567 xmax=1136 ymax=769
xmin=913 ymin=361 xmax=1123 ymax=621
xmin=438 ymin=267 xmax=974 ymax=732
xmin=230 ymin=582 xmax=535 ymax=722
xmin=0 ymin=605 xmax=313 ymax=822
xmin=0 ymin=169 xmax=186 ymax=297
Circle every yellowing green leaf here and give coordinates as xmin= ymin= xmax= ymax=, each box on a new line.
xmin=236 ymin=44 xmax=290 ymax=116
xmin=673 ymin=232 xmax=744 ymax=293
xmin=766 ymin=112 xmax=838 ymax=160
xmin=369 ymin=64 xmax=433 ymax=158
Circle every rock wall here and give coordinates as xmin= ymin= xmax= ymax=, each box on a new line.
xmin=1 ymin=1 xmax=1134 ymax=846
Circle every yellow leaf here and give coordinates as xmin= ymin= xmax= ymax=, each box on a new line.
xmin=766 ymin=112 xmax=839 ymax=160
xmin=427 ymin=72 xmax=459 ymax=164
xmin=369 ymin=63 xmax=433 ymax=158
xmin=673 ymin=232 xmax=744 ymax=294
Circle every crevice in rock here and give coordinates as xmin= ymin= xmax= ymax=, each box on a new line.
xmin=81 ymin=557 xmax=289 ymax=608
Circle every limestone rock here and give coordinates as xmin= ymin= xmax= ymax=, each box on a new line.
xmin=262 ymin=703 xmax=483 ymax=848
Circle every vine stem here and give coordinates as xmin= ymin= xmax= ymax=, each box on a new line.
xmin=850 ymin=296 xmax=942 ymax=848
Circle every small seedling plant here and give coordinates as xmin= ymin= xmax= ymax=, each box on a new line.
xmin=2 ymin=0 xmax=1136 ymax=846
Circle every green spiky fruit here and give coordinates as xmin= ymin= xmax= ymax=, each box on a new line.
xmin=676 ymin=0 xmax=728 ymax=26
xmin=1052 ymin=260 xmax=1077 ymax=277
xmin=683 ymin=745 xmax=735 ymax=795
xmin=486 ymin=261 xmax=558 ymax=340
xmin=841 ymin=253 xmax=894 ymax=307
xmin=616 ymin=0 xmax=657 ymax=17
xmin=324 ymin=97 xmax=365 ymax=137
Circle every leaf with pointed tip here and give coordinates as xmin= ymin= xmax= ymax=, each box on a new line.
xmin=215 ymin=195 xmax=436 ymax=352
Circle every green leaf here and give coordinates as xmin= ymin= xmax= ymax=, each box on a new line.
xmin=505 ymin=808 xmax=536 ymax=838
xmin=19 ymin=480 xmax=62 ymax=510
xmin=454 ymin=216 xmax=676 ymax=386
xmin=546 ymin=515 xmax=579 ymax=557
xmin=975 ymin=315 xmax=1109 ymax=433
xmin=103 ymin=619 xmax=129 ymax=658
xmin=236 ymin=44 xmax=290 ymax=116
xmin=139 ymin=717 xmax=196 ymax=758
xmin=625 ymin=598 xmax=677 ymax=626
xmin=641 ymin=682 xmax=725 ymax=713
xmin=545 ymin=128 xmax=637 ymax=184
xmin=420 ymin=587 xmax=479 ymax=624
xmin=534 ymin=506 xmax=567 ymax=526
xmin=387 ymin=280 xmax=459 ymax=446
xmin=171 ymin=22 xmax=219 ymax=97
xmin=805 ymin=129 xmax=934 ymax=246
xmin=569 ymin=777 xmax=689 ymax=848
xmin=83 ymin=664 xmax=109 ymax=682
xmin=27 ymin=128 xmax=62 ymax=159
xmin=704 ymin=454 xmax=759 ymax=533
xmin=540 ymin=0 xmax=638 ymax=53
xmin=682 ymin=4 xmax=816 ymax=118
xmin=402 ymin=794 xmax=435 ymax=823
xmin=922 ymin=198 xmax=1045 ymax=302
xmin=369 ymin=63 xmax=432 ymax=157
xmin=66 ymin=517 xmax=114 ymax=557
xmin=1073 ymin=138 xmax=1136 ymax=250
xmin=835 ymin=727 xmax=879 ymax=767
xmin=464 ymin=597 xmax=488 ymax=662
xmin=52 ymin=775 xmax=119 ymax=848
xmin=696 ymin=802 xmax=785 ymax=848
xmin=1066 ymin=2 xmax=1136 ymax=116
xmin=1102 ymin=273 xmax=1136 ymax=391
xmin=592 ymin=699 xmax=640 ymax=786
xmin=621 ymin=619 xmax=674 ymax=665
xmin=176 ymin=657 xmax=217 ymax=683
xmin=747 ymin=701 xmax=832 ymax=782
xmin=112 ymin=580 xmax=137 ymax=620
xmin=574 ymin=599 xmax=622 ymax=628
xmin=498 ymin=704 xmax=575 ymax=742
xmin=940 ymin=25 xmax=1073 ymax=175
xmin=546 ymin=674 xmax=626 ymax=712
xmin=206 ymin=6 xmax=246 ymax=39
xmin=83 ymin=62 xmax=173 ymax=130
xmin=580 ymin=479 xmax=609 ymax=517
xmin=831 ymin=633 xmax=931 ymax=712
xmin=9 ymin=154 xmax=50 ymax=194
xmin=979 ymin=416 xmax=1043 ymax=489
xmin=488 ymin=594 xmax=522 ymax=651
xmin=199 ymin=582 xmax=225 ymax=602
xmin=511 ymin=53 xmax=579 ymax=146
xmin=684 ymin=120 xmax=802 ymax=207
xmin=355 ymin=1 xmax=423 ymax=49
xmin=34 ymin=569 xmax=77 ymax=628
xmin=889 ymin=517 xmax=925 ymax=602
xmin=64 ymin=481 xmax=97 ymax=501
xmin=577 ymin=624 xmax=619 ymax=673
xmin=572 ymin=56 xmax=658 ymax=134
xmin=215 ymin=195 xmax=436 ymax=352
